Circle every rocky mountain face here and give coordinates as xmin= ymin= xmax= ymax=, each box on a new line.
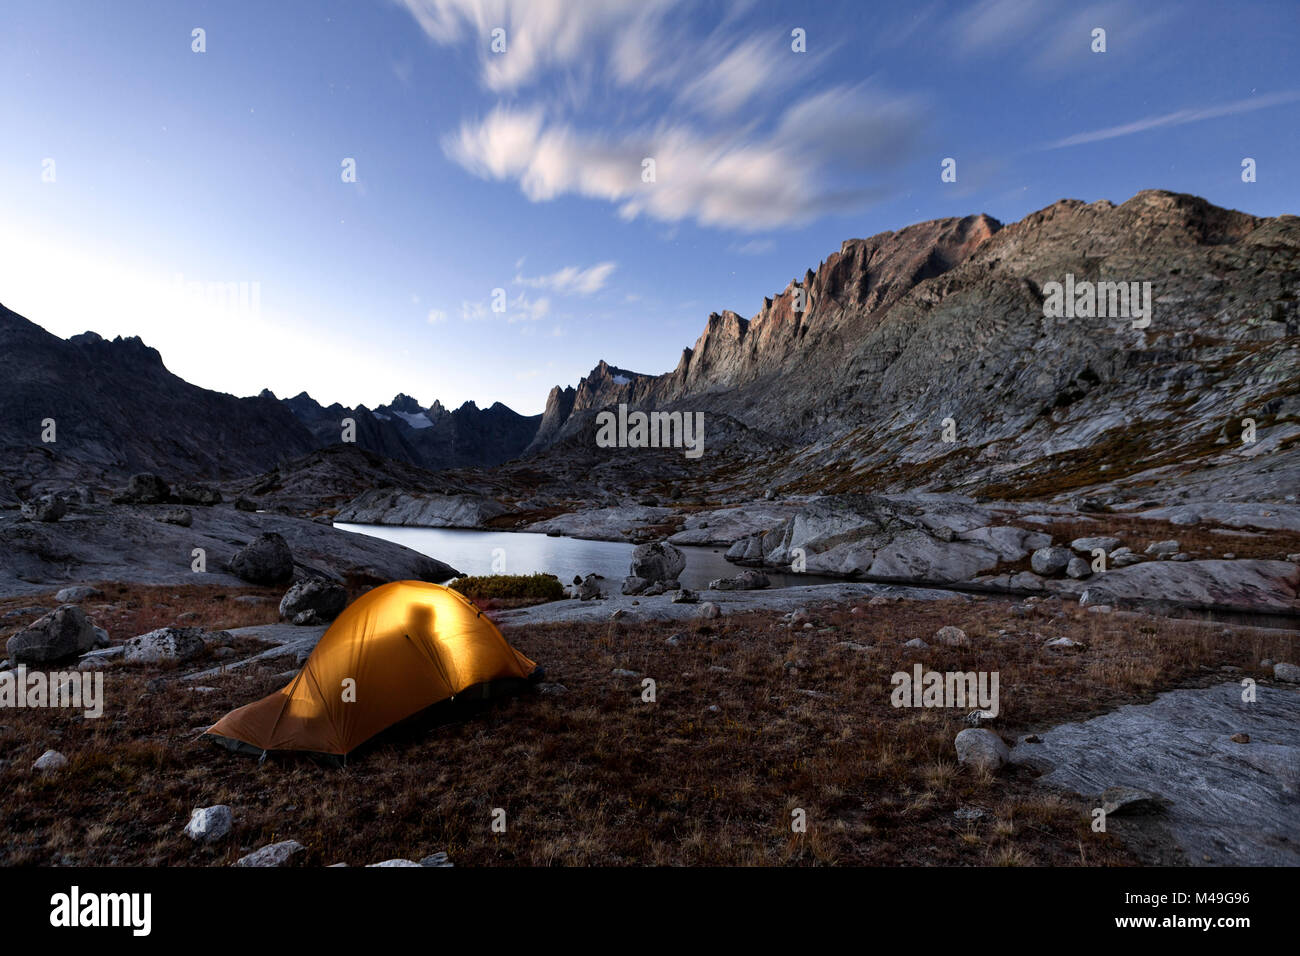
xmin=528 ymin=191 xmax=1300 ymax=505
xmin=0 ymin=305 xmax=318 ymax=494
xmin=282 ymin=391 xmax=540 ymax=472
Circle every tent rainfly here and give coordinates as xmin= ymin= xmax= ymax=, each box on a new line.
xmin=204 ymin=581 xmax=540 ymax=759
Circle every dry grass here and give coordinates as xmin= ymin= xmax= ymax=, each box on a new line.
xmin=1006 ymin=515 xmax=1300 ymax=563
xmin=2 ymin=586 xmax=1294 ymax=867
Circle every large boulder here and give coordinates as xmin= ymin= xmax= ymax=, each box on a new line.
xmin=123 ymin=626 xmax=207 ymax=663
xmin=114 ymin=473 xmax=171 ymax=504
xmin=1084 ymin=560 xmax=1299 ymax=613
xmin=629 ymin=541 xmax=685 ymax=585
xmin=279 ymin=579 xmax=347 ymax=625
xmin=21 ymin=493 xmax=67 ymax=522
xmin=5 ymin=605 xmax=100 ymax=664
xmin=229 ymin=532 xmax=294 ymax=585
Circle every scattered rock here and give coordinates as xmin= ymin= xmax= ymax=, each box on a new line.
xmin=954 ymin=729 xmax=1010 ymax=771
xmin=123 ymin=626 xmax=207 ymax=663
xmin=670 ymin=588 xmax=698 ymax=604
xmin=611 ymin=668 xmax=640 ymax=677
xmin=610 ymin=608 xmax=630 ymax=621
xmin=934 ymin=625 xmax=969 ymax=646
xmin=114 ymin=473 xmax=170 ymax=504
xmin=1230 ymin=733 xmax=1250 ymax=744
xmin=1065 ymin=556 xmax=1092 ymax=579
xmin=21 ymin=494 xmax=67 ymax=522
xmin=620 ymin=575 xmax=650 ymax=596
xmin=1044 ymin=636 xmax=1082 ymax=648
xmin=903 ymin=637 xmax=929 ymax=649
xmin=1273 ymin=662 xmax=1300 ymax=683
xmin=707 ymin=569 xmax=770 ymax=591
xmin=157 ymin=507 xmax=192 ymax=527
xmin=233 ymin=840 xmax=304 ymax=867
xmin=1030 ymin=547 xmax=1072 ymax=576
xmin=697 ymin=601 xmax=722 ymax=619
xmin=1078 ymin=586 xmax=1118 ymax=608
xmin=229 ymin=532 xmax=294 ymax=585
xmin=367 ymin=859 xmax=423 ymax=867
xmin=184 ymin=805 xmax=233 ymax=843
xmin=279 ymin=579 xmax=347 ymax=625
xmin=32 ymin=750 xmax=68 ymax=772
xmin=233 ymin=496 xmax=259 ymax=512
xmin=173 ymin=482 xmax=222 ymax=506
xmin=6 ymin=605 xmax=100 ymax=664
xmin=1145 ymin=539 xmax=1180 ymax=557
xmin=420 ymin=852 xmax=454 ymax=867
xmin=54 ymin=586 xmax=103 ymax=603
xmin=1070 ymin=536 xmax=1121 ymax=554
xmin=573 ymin=574 xmax=603 ymax=601
xmin=536 ymin=682 xmax=567 ymax=696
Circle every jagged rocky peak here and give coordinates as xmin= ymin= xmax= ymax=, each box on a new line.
xmin=387 ymin=393 xmax=424 ymax=414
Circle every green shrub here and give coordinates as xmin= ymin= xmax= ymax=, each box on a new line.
xmin=449 ymin=573 xmax=565 ymax=602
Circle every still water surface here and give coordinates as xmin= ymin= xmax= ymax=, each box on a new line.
xmin=334 ymin=523 xmax=839 ymax=589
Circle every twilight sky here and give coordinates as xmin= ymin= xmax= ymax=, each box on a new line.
xmin=1 ymin=0 xmax=1296 ymax=414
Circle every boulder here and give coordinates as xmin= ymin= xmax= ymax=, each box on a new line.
xmin=157 ymin=507 xmax=192 ymax=527
xmin=1145 ymin=539 xmax=1180 ymax=557
xmin=1070 ymin=536 xmax=1122 ymax=554
xmin=670 ymin=588 xmax=698 ymax=604
xmin=229 ymin=532 xmax=294 ymax=585
xmin=1274 ymin=662 xmax=1300 ymax=683
xmin=279 ymin=579 xmax=347 ymax=625
xmin=1109 ymin=547 xmax=1143 ymax=567
xmin=621 ymin=575 xmax=650 ymax=596
xmin=55 ymin=586 xmax=103 ymax=603
xmin=707 ymin=569 xmax=769 ymax=591
xmin=21 ymin=493 xmax=67 ymax=522
xmin=32 ymin=750 xmax=68 ymax=773
xmin=5 ymin=605 xmax=100 ymax=664
xmin=573 ymin=574 xmax=602 ymax=600
xmin=697 ymin=601 xmax=722 ymax=619
xmin=954 ymin=728 xmax=1010 ymax=771
xmin=233 ymin=840 xmax=305 ymax=867
xmin=1030 ymin=547 xmax=1072 ymax=576
xmin=123 ymin=626 xmax=207 ymax=663
xmin=184 ymin=805 xmax=233 ymax=843
xmin=1065 ymin=556 xmax=1092 ymax=579
xmin=173 ymin=482 xmax=222 ymax=506
xmin=114 ymin=473 xmax=170 ymax=504
xmin=934 ymin=625 xmax=969 ymax=646
xmin=629 ymin=541 xmax=686 ymax=584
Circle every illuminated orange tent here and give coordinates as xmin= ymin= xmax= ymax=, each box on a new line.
xmin=204 ymin=581 xmax=540 ymax=759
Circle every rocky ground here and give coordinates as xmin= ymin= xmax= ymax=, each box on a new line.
xmin=2 ymin=578 xmax=1296 ymax=866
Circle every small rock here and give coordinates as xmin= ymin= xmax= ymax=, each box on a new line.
xmin=1065 ymin=556 xmax=1091 ymax=579
xmin=903 ymin=638 xmax=929 ymax=649
xmin=665 ymin=632 xmax=686 ymax=647
xmin=954 ymin=729 xmax=1010 ymax=772
xmin=184 ymin=805 xmax=233 ymax=843
xmin=697 ymin=602 xmax=722 ymax=619
xmin=1144 ymin=539 xmax=1180 ymax=557
xmin=1070 ymin=536 xmax=1122 ymax=554
xmin=234 ymin=840 xmax=305 ymax=867
xmin=1229 ymin=733 xmax=1250 ymax=744
xmin=1273 ymin=662 xmax=1300 ymax=683
xmin=1044 ymin=636 xmax=1082 ymax=648
xmin=419 ymin=852 xmax=453 ymax=867
xmin=21 ymin=493 xmax=68 ymax=522
xmin=670 ymin=588 xmax=697 ymax=604
xmin=367 ymin=859 xmax=423 ymax=867
xmin=536 ymin=682 xmax=567 ymax=696
xmin=933 ymin=625 xmax=968 ymax=647
xmin=279 ymin=579 xmax=347 ymax=624
xmin=611 ymin=668 xmax=640 ymax=678
xmin=610 ymin=608 xmax=630 ymax=621
xmin=33 ymin=750 xmax=68 ymax=772
xmin=54 ymin=586 xmax=103 ymax=603
xmin=157 ymin=507 xmax=192 ymax=527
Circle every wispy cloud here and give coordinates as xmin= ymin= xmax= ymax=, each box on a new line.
xmin=515 ymin=261 xmax=616 ymax=295
xmin=1043 ymin=90 xmax=1300 ymax=149
xmin=730 ymin=238 xmax=774 ymax=256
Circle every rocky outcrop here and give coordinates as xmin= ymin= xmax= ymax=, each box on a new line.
xmin=335 ymin=489 xmax=508 ymax=528
xmin=1057 ymin=559 xmax=1300 ymax=613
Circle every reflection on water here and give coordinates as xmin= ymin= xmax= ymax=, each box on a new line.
xmin=333 ymin=524 xmax=840 ymax=590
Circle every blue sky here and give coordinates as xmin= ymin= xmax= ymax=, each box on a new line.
xmin=1 ymin=0 xmax=1296 ymax=414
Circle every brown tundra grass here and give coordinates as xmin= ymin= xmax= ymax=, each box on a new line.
xmin=0 ymin=586 xmax=1294 ymax=867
